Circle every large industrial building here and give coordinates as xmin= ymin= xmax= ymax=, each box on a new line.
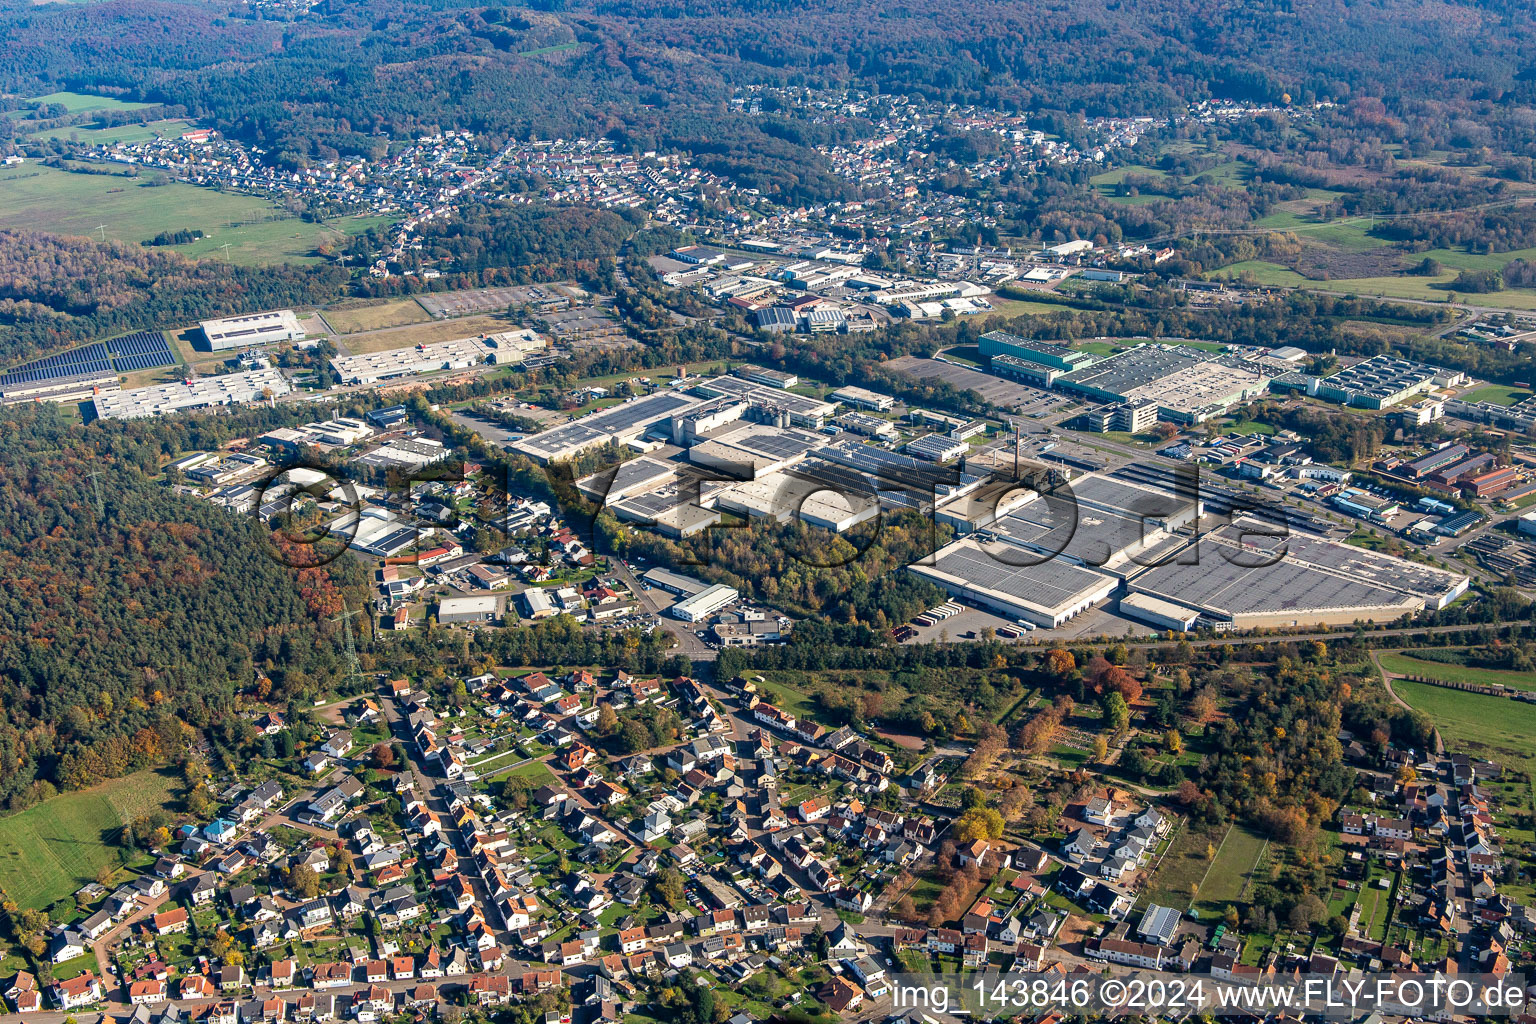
xmin=200 ymin=309 xmax=304 ymax=351
xmin=1052 ymin=345 xmax=1271 ymax=424
xmin=905 ymin=466 xmax=1466 ymax=633
xmin=1123 ymin=523 xmax=1468 ymax=628
xmin=984 ymin=492 xmax=1190 ymax=576
xmin=511 ymin=389 xmax=703 ymax=464
xmin=979 ymin=331 xmax=1098 ymax=373
xmin=331 ymin=337 xmax=493 ymax=385
xmin=831 ymin=385 xmax=895 ymax=411
xmin=908 ymin=538 xmax=1119 ymax=628
xmin=511 ymin=374 xmax=837 ymax=465
xmin=1304 ymin=354 xmax=1453 ymax=409
xmin=93 ymin=368 xmax=292 ymax=420
xmin=352 ymin=437 xmax=451 ymax=471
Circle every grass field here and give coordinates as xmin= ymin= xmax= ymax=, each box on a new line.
xmin=518 ymin=42 xmax=580 ymax=56
xmin=1145 ymin=821 xmax=1220 ymax=912
xmin=175 ymin=213 xmax=394 ymax=266
xmin=0 ymin=769 xmax=177 ymax=910
xmin=0 ymin=162 xmax=390 ymax=264
xmin=1392 ymin=678 xmax=1536 ymax=772
xmin=27 ymin=118 xmax=194 ymax=145
xmin=982 ymin=297 xmax=1074 ymax=320
xmin=1285 ymin=218 xmax=1387 ymax=252
xmin=323 ymin=298 xmax=432 ymax=334
xmin=1196 ymin=825 xmax=1269 ymax=911
xmin=1215 ymin=255 xmax=1536 ymax=310
xmin=485 ymin=759 xmax=558 ymax=790
xmin=1462 ymin=384 xmax=1536 ymax=406
xmin=1162 ymin=338 xmax=1228 ymax=353
xmin=1089 ymin=164 xmax=1171 ymax=186
xmin=1225 ymin=419 xmax=1277 ymax=435
xmin=12 ymin=91 xmax=153 ymax=116
xmin=334 ymin=315 xmax=510 ymax=353
xmin=1379 ymin=652 xmax=1536 ymax=692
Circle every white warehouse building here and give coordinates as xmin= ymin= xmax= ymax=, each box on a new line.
xmin=201 ymin=310 xmax=304 ymax=351
xmin=670 ymin=583 xmax=739 ymax=622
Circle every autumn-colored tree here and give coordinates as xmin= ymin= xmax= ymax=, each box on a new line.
xmin=1103 ymin=667 xmax=1143 ymax=704
xmin=372 ymin=742 xmax=395 ymax=769
xmin=287 ymin=864 xmax=321 ymax=900
xmin=1045 ymin=649 xmax=1076 ymax=678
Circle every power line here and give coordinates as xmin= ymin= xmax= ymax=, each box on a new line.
xmin=330 ymin=601 xmax=364 ymax=688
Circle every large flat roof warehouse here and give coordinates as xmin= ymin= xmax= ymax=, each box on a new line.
xmin=608 ymin=480 xmax=722 ymax=538
xmin=908 ymin=538 xmax=1119 ymax=628
xmin=438 ymin=595 xmax=499 ymax=623
xmin=817 ymin=439 xmax=986 ymax=508
xmin=1068 ymin=474 xmax=1201 ymax=529
xmin=351 ymin=438 xmax=450 ymax=471
xmin=672 ymin=583 xmax=740 ymax=621
xmin=1125 ymin=533 xmax=1429 ymax=628
xmin=642 ymin=566 xmax=710 ymax=597
xmin=886 ymin=355 xmax=1069 ymax=412
xmin=731 ymin=364 xmax=799 ymax=389
xmin=201 ymin=309 xmax=304 ymax=351
xmin=724 ymin=425 xmax=827 ymax=461
xmin=1215 ymin=520 xmax=1469 ymax=609
xmin=978 ymin=331 xmax=1097 ymax=371
xmin=330 ymin=337 xmax=493 ymax=385
xmin=1056 ymin=345 xmax=1207 ymax=403
xmin=1120 ymin=358 xmax=1272 ymax=423
xmin=93 ymin=367 xmax=293 ymax=419
xmin=714 ymin=467 xmax=881 ymax=532
xmin=904 ymin=433 xmax=970 ymax=463
xmin=1118 ymin=591 xmax=1202 ymax=632
xmin=987 ymin=497 xmax=1190 ymax=575
xmin=511 ymin=390 xmax=703 ymax=464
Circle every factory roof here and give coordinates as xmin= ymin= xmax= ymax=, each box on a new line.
xmin=911 ymin=539 xmax=1118 ymax=617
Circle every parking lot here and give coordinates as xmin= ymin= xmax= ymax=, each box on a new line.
xmin=418 ymin=284 xmax=579 ymax=317
xmin=899 ymin=601 xmax=1157 ymax=645
xmin=887 ymin=354 xmax=1078 ymax=417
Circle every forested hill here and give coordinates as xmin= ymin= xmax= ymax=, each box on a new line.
xmin=0 ymin=230 xmax=349 ymax=368
xmin=4 ymin=0 xmax=1536 ymax=190
xmin=0 ymin=404 xmax=366 ymax=813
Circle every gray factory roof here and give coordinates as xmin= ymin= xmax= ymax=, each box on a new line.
xmin=1317 ymin=354 xmax=1439 ymax=397
xmin=513 ymin=421 xmax=611 ymax=459
xmin=916 ymin=540 xmax=1118 ymax=615
xmin=1058 ymin=345 xmax=1207 ymax=400
xmin=1127 ymin=535 xmax=1420 ymax=620
xmin=987 ymin=498 xmax=1190 ymax=572
xmin=688 ymin=375 xmax=833 ymax=418
xmin=1213 ymin=523 xmax=1467 ymax=603
xmin=1068 ymin=474 xmax=1199 ymax=525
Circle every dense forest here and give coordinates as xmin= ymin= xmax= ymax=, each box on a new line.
xmin=0 ymin=229 xmax=347 ymax=366
xmin=0 ymin=403 xmax=367 ymax=811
